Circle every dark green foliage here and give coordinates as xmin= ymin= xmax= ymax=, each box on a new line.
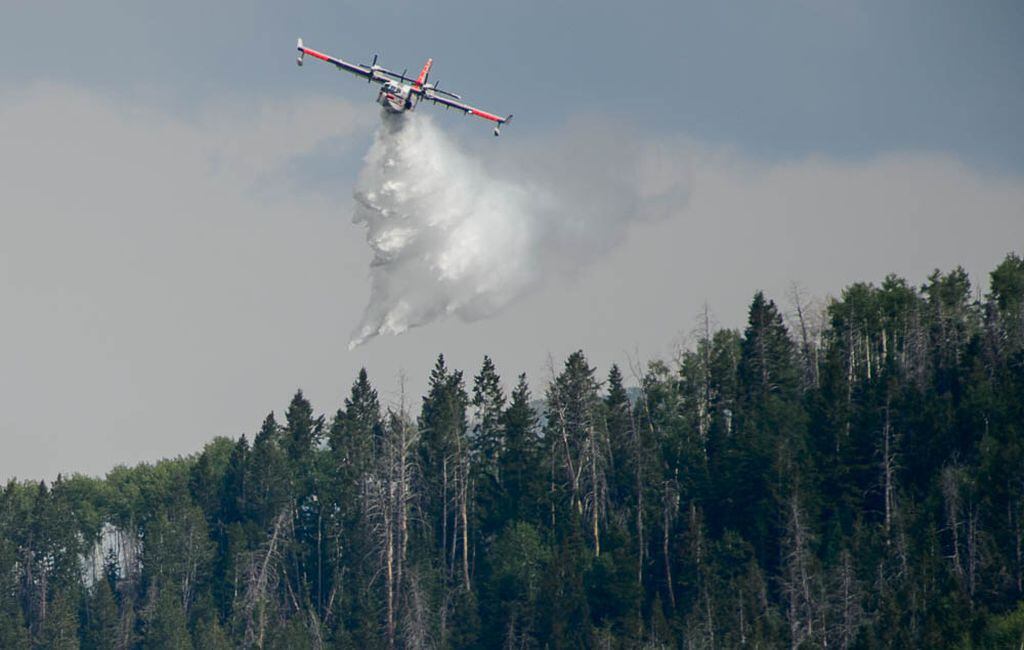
xmin=0 ymin=539 xmax=29 ymax=650
xmin=480 ymin=521 xmax=549 ymax=645
xmin=249 ymin=412 xmax=290 ymax=524
xmin=418 ymin=354 xmax=469 ymax=516
xmin=0 ymin=254 xmax=1021 ymax=647
xmin=471 ymin=355 xmax=505 ymax=475
xmin=39 ymin=588 xmax=80 ymax=649
xmin=498 ymin=373 xmax=542 ymax=526
xmin=81 ymin=578 xmax=118 ymax=650
xmin=329 ymin=367 xmax=380 ymax=482
xmin=192 ymin=614 xmax=233 ymax=650
xmin=538 ymin=516 xmax=592 ymax=648
xmin=144 ymin=585 xmax=193 ymax=649
xmin=471 ymin=356 xmax=505 ymax=537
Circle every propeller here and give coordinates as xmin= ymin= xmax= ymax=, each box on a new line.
xmin=366 ymin=53 xmax=379 ymax=82
xmin=422 ymin=81 xmax=462 ymax=100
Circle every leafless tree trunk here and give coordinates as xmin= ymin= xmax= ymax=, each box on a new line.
xmin=788 ymin=283 xmax=820 ymax=391
xmin=631 ymin=405 xmax=645 ymax=588
xmin=553 ymin=403 xmax=582 ymax=514
xmin=401 ymin=569 xmax=432 ymax=650
xmin=442 ymin=456 xmax=449 ymax=582
xmin=941 ymin=466 xmax=966 ymax=582
xmin=1013 ymin=485 xmax=1023 ymax=594
xmin=967 ymin=504 xmax=979 ymax=600
xmin=239 ymin=509 xmax=290 ymax=649
xmin=367 ymin=409 xmax=418 ymax=650
xmin=626 ymin=354 xmax=651 ymax=592
xmin=663 ymin=480 xmax=678 ymax=611
xmin=115 ymin=591 xmax=137 ymax=650
xmin=589 ymin=425 xmax=602 ymax=558
xmin=459 ymin=449 xmax=471 ymax=589
xmin=882 ymin=401 xmax=896 ymax=544
xmin=833 ymin=549 xmax=862 ymax=650
xmin=782 ymin=494 xmax=817 ymax=649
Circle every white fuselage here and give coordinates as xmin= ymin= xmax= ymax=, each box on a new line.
xmin=378 ymin=82 xmax=413 ymax=112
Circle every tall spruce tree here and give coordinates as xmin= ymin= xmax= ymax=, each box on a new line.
xmin=727 ymin=292 xmax=807 ymax=566
xmin=81 ymin=577 xmax=118 ymax=650
xmin=471 ymin=356 xmax=506 ymax=538
xmin=498 ymin=373 xmax=541 ymax=527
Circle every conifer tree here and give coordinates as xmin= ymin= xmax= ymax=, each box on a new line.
xmin=0 ymin=541 xmax=29 ymax=650
xmin=989 ymin=252 xmax=1024 ymax=352
xmin=326 ymin=369 xmax=382 ymax=642
xmin=499 ymin=373 xmax=541 ymax=527
xmin=604 ymin=364 xmax=634 ymax=511
xmin=81 ymin=578 xmax=118 ymax=650
xmin=471 ymin=356 xmax=505 ymax=479
xmin=727 ymin=292 xmax=806 ymax=566
xmin=145 ymin=585 xmax=193 ymax=649
xmin=471 ymin=355 xmax=505 ymax=537
xmin=329 ymin=368 xmax=381 ymax=478
xmin=284 ymin=389 xmax=324 ymax=473
xmin=38 ymin=588 xmax=79 ymax=650
xmin=249 ymin=413 xmax=290 ymax=525
xmin=191 ymin=614 xmax=232 ymax=650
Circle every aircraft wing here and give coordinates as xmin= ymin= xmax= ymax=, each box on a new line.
xmin=296 ymin=38 xmax=393 ymax=83
xmin=421 ymin=89 xmax=512 ymax=130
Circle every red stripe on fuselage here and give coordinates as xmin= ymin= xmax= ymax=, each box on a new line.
xmin=303 ymin=48 xmax=331 ymax=62
xmin=469 ymin=108 xmax=502 ymax=123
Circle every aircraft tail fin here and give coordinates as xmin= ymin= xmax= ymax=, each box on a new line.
xmin=415 ymin=58 xmax=433 ymax=88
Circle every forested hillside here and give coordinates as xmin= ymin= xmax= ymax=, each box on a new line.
xmin=3 ymin=254 xmax=1024 ymax=649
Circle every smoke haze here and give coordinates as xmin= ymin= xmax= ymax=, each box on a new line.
xmin=349 ymin=112 xmax=691 ymax=347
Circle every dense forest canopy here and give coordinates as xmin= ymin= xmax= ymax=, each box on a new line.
xmin=3 ymin=254 xmax=1024 ymax=649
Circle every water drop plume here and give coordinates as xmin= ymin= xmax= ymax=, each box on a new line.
xmin=349 ymin=111 xmax=690 ymax=348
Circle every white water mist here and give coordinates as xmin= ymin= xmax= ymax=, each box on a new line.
xmin=349 ymin=112 xmax=690 ymax=348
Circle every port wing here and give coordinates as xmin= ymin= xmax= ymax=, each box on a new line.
xmin=296 ymin=38 xmax=401 ymax=85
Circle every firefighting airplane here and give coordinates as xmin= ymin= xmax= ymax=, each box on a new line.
xmin=296 ymin=38 xmax=513 ymax=136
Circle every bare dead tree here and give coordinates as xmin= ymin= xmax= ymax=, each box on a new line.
xmin=780 ymin=493 xmax=818 ymax=649
xmin=237 ymin=508 xmax=290 ymax=649
xmin=626 ymin=351 xmax=650 ymax=593
xmin=881 ymin=400 xmax=898 ymax=545
xmin=628 ymin=353 xmax=678 ymax=611
xmin=549 ymin=387 xmax=608 ymax=557
xmin=1014 ymin=482 xmax=1024 ymax=594
xmin=401 ymin=568 xmax=433 ymax=650
xmin=662 ymin=477 xmax=679 ymax=611
xmin=831 ymin=549 xmax=863 ymax=650
xmin=941 ymin=465 xmax=966 ymax=583
xmin=366 ymin=406 xmax=418 ymax=649
xmin=584 ymin=422 xmax=607 ymax=558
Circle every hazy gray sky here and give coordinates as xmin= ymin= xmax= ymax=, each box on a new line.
xmin=1 ymin=1 xmax=1022 ymax=480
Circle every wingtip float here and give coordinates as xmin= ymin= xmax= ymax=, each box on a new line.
xmin=296 ymin=38 xmax=513 ymax=136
